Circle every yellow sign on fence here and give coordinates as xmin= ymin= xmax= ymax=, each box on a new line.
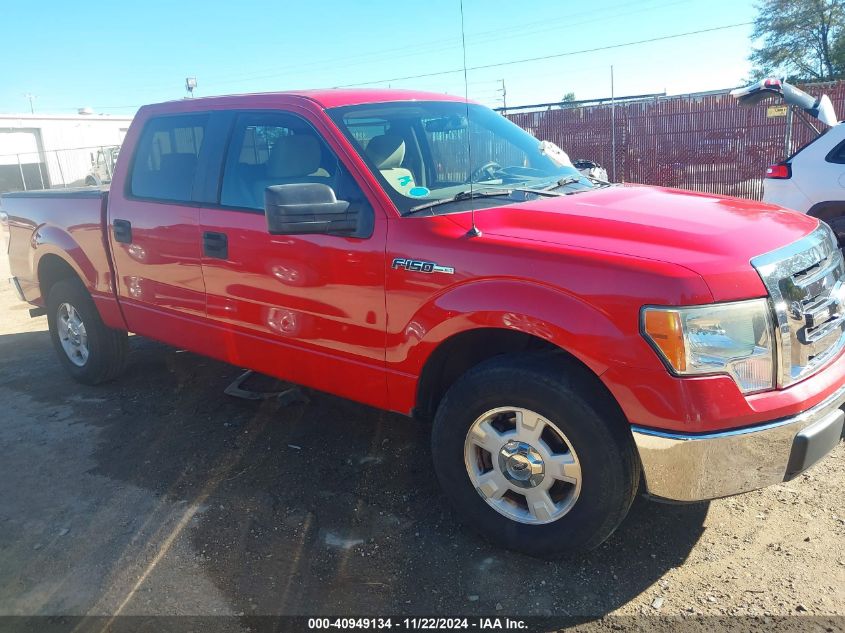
xmin=767 ymin=105 xmax=789 ymax=117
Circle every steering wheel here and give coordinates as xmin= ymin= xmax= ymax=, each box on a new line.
xmin=468 ymin=161 xmax=502 ymax=183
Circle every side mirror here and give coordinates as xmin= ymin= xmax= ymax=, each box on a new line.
xmin=264 ymin=183 xmax=353 ymax=235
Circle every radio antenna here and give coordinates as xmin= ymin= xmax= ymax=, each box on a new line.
xmin=459 ymin=0 xmax=481 ymax=238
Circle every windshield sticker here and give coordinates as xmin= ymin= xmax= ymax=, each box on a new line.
xmin=408 ymin=186 xmax=430 ymax=198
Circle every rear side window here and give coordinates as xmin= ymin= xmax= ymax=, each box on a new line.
xmin=130 ymin=114 xmax=209 ymax=202
xmin=825 ymin=135 xmax=845 ymax=164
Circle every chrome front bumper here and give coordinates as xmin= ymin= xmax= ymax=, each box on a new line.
xmin=632 ymin=384 xmax=845 ymax=502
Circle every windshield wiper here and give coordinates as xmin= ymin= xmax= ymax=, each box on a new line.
xmin=541 ymin=175 xmax=583 ymax=191
xmin=583 ymin=174 xmax=613 ymax=187
xmin=405 ymin=187 xmax=561 ymax=216
xmin=542 ymin=174 xmax=613 ymax=192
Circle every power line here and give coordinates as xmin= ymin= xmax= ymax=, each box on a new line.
xmin=191 ymin=0 xmax=687 ymax=89
xmin=334 ymin=22 xmax=753 ymax=88
xmin=38 ymin=20 xmax=752 ymax=113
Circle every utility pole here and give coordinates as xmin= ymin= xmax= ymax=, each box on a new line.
xmin=24 ymin=93 xmax=36 ymax=114
xmin=497 ymin=79 xmax=507 ymax=114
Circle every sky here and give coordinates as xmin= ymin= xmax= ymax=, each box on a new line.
xmin=1 ymin=0 xmax=759 ymax=116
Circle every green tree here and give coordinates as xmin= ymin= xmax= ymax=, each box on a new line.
xmin=750 ymin=0 xmax=845 ymax=81
xmin=556 ymin=92 xmax=577 ymax=109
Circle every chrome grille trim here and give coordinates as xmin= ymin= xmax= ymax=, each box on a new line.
xmin=751 ymin=224 xmax=845 ymax=388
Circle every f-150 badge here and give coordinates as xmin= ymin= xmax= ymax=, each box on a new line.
xmin=392 ymin=258 xmax=455 ymax=274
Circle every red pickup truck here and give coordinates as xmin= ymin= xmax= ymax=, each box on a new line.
xmin=3 ymin=89 xmax=844 ymax=555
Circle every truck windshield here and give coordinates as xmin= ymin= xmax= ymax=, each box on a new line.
xmin=327 ymin=101 xmax=594 ymax=216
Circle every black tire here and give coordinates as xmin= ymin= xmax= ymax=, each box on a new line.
xmin=824 ymin=216 xmax=845 ymax=247
xmin=46 ymin=277 xmax=128 ymax=384
xmin=431 ymin=354 xmax=640 ymax=556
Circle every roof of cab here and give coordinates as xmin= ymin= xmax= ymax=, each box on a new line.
xmin=285 ymin=88 xmax=470 ymax=108
xmin=140 ymin=88 xmax=470 ymax=115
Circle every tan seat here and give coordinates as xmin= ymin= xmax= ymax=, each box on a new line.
xmin=365 ymin=135 xmax=415 ymax=194
xmin=253 ymin=135 xmax=329 ymax=206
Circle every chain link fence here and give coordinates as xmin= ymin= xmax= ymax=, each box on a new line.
xmin=505 ymin=81 xmax=845 ymax=200
xmin=5 ymin=83 xmax=845 ymax=200
xmin=0 ymin=145 xmax=120 ymax=193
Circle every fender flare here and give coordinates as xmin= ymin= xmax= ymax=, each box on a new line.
xmin=30 ymin=226 xmax=127 ymax=330
xmin=32 ymin=225 xmax=98 ymax=294
xmin=395 ymin=278 xmax=641 ymax=380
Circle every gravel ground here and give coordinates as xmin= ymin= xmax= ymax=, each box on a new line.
xmin=0 ymin=253 xmax=843 ymax=631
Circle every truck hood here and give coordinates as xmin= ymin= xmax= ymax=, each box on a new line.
xmin=472 ymin=185 xmax=820 ymax=301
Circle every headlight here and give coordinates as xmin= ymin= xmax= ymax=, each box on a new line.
xmin=641 ymin=299 xmax=775 ymax=394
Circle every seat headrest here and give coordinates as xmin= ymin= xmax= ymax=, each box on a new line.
xmin=152 ymin=153 xmax=198 ymax=199
xmin=366 ymin=135 xmax=406 ymax=170
xmin=159 ymin=152 xmax=197 ymax=174
xmin=267 ymin=136 xmax=322 ymax=178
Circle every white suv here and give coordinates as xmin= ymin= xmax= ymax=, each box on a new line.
xmin=763 ymin=126 xmax=845 ymax=236
xmin=732 ymin=79 xmax=845 ymax=238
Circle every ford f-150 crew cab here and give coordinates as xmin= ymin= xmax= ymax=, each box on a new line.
xmin=3 ymin=89 xmax=844 ymax=555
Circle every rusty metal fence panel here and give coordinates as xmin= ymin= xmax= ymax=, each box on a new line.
xmin=506 ymin=82 xmax=845 ymax=200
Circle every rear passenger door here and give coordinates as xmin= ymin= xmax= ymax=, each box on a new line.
xmin=108 ymin=113 xmax=209 ymax=339
xmin=197 ymin=110 xmax=388 ymax=407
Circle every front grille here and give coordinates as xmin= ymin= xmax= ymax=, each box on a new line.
xmin=751 ymin=224 xmax=845 ymax=388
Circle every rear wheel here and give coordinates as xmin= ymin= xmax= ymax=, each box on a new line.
xmin=431 ymin=354 xmax=640 ymax=555
xmin=46 ymin=278 xmax=128 ymax=384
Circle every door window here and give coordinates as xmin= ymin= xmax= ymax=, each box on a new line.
xmin=130 ymin=114 xmax=208 ymax=202
xmin=220 ymin=113 xmax=373 ymax=236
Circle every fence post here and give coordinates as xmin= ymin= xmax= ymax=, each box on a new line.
xmin=16 ymin=154 xmax=26 ymax=191
xmin=610 ymin=65 xmax=617 ymax=182
xmin=784 ymin=107 xmax=794 ymax=159
xmin=54 ymin=150 xmax=67 ymax=188
xmin=36 ymin=154 xmax=46 ymax=190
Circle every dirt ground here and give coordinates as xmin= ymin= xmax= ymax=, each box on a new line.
xmin=0 ymin=253 xmax=843 ymax=631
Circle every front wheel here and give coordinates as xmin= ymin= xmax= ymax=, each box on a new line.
xmin=46 ymin=278 xmax=128 ymax=384
xmin=431 ymin=355 xmax=640 ymax=555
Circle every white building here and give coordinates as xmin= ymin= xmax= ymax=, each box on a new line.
xmin=0 ymin=112 xmax=133 ymax=193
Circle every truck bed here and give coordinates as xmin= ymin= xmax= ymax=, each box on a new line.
xmin=2 ymin=187 xmax=113 ymax=310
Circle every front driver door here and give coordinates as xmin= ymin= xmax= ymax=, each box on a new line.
xmin=198 ymin=109 xmax=388 ymax=407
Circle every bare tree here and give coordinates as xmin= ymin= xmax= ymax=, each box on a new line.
xmin=751 ymin=0 xmax=845 ymax=81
